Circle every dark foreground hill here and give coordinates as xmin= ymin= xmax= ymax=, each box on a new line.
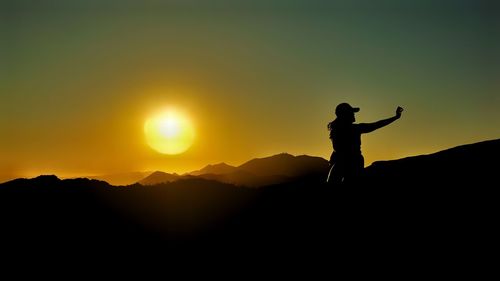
xmin=0 ymin=139 xmax=498 ymax=267
xmin=364 ymin=138 xmax=500 ymax=187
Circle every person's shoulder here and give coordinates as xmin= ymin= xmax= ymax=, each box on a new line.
xmin=352 ymin=123 xmax=365 ymax=131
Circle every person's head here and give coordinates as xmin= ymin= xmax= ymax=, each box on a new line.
xmin=335 ymin=102 xmax=359 ymax=123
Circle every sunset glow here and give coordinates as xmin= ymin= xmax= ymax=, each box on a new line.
xmin=0 ymin=1 xmax=498 ymax=183
xmin=144 ymin=109 xmax=195 ymax=155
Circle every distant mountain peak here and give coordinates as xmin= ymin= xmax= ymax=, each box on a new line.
xmin=207 ymin=163 xmax=233 ymax=169
xmin=35 ymin=175 xmax=60 ymax=181
xmin=238 ymin=153 xmax=329 ymax=178
xmin=134 ymin=153 xmax=330 ymax=187
xmin=260 ymin=152 xmax=294 ymax=159
xmin=188 ymin=162 xmax=238 ymax=176
xmin=139 ymin=171 xmax=181 ymax=186
xmin=149 ymin=171 xmax=167 ymax=176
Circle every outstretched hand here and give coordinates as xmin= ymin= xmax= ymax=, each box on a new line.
xmin=396 ymin=106 xmax=404 ymax=118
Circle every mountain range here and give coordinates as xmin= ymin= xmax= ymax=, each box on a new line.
xmin=5 ymin=138 xmax=499 ymax=187
xmin=1 ymin=138 xmax=498 ymax=261
xmin=138 ymin=153 xmax=330 ymax=187
xmin=97 ymin=138 xmax=500 ymax=187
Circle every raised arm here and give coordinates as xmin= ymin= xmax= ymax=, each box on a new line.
xmin=358 ymin=106 xmax=403 ymax=134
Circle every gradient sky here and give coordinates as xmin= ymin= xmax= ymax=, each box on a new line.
xmin=1 ymin=0 xmax=499 ymax=181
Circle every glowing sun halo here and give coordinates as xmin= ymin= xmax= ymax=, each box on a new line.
xmin=144 ymin=109 xmax=195 ymax=155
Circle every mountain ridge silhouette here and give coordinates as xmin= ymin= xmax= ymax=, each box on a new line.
xmin=0 ymin=138 xmax=498 ymax=263
xmin=77 ymin=171 xmax=153 ymax=186
xmin=2 ymin=138 xmax=499 ymax=187
xmin=187 ymin=162 xmax=239 ymax=176
xmin=138 ymin=153 xmax=329 ymax=186
xmin=364 ymin=138 xmax=500 ymax=186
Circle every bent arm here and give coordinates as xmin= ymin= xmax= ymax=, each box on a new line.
xmin=358 ymin=106 xmax=403 ymax=134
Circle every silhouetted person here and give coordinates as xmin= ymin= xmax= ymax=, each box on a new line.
xmin=327 ymin=103 xmax=403 ymax=186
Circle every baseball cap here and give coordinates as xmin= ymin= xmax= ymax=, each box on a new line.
xmin=335 ymin=103 xmax=360 ymax=117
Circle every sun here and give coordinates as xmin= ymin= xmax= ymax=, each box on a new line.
xmin=144 ymin=109 xmax=196 ymax=155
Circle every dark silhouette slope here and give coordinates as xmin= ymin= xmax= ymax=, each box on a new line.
xmin=0 ymin=139 xmax=498 ymax=264
xmin=364 ymin=138 xmax=500 ymax=187
xmin=0 ymin=175 xmax=256 ymax=256
xmin=194 ymin=170 xmax=282 ymax=187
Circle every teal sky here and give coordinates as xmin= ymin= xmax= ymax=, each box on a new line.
xmin=1 ymin=0 xmax=499 ymax=181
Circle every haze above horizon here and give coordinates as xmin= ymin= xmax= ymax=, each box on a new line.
xmin=1 ymin=0 xmax=499 ymax=182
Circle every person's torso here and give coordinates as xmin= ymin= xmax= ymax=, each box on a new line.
xmin=330 ymin=122 xmax=362 ymax=156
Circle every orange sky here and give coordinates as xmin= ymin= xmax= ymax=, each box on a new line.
xmin=1 ymin=1 xmax=499 ymax=182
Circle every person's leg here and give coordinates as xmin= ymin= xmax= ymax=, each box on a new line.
xmin=343 ymin=156 xmax=364 ymax=186
xmin=353 ymin=155 xmax=365 ymax=185
xmin=326 ymin=164 xmax=334 ymax=183
xmin=328 ymin=162 xmax=345 ymax=187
